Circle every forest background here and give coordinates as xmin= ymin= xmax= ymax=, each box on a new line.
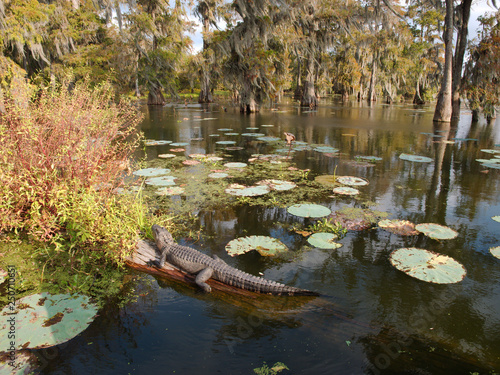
xmin=0 ymin=0 xmax=499 ymax=121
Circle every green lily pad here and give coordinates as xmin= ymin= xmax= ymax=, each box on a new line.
xmin=336 ymin=176 xmax=369 ymax=186
xmin=241 ymin=133 xmax=265 ymax=137
xmin=257 ymin=136 xmax=281 ymax=142
xmin=492 ymin=216 xmax=500 ymax=223
xmin=225 ymin=184 xmax=270 ymax=196
xmin=261 ymin=124 xmax=274 ymax=127
xmin=158 ymin=154 xmax=176 ymax=159
xmin=399 ymin=153 xmax=433 ymax=163
xmin=216 ymin=141 xmax=237 ymax=145
xmin=209 ymin=134 xmax=220 ymax=137
xmin=415 ymin=223 xmax=458 ymax=240
xmin=133 ymin=168 xmax=171 ymax=177
xmin=378 ymin=219 xmax=419 ymax=236
xmin=144 ymin=140 xmax=172 ymax=146
xmin=170 ymin=142 xmax=189 ymax=147
xmin=332 ymin=186 xmax=360 ymax=196
xmin=246 ymin=127 xmax=259 ymax=130
xmin=307 ymin=233 xmax=342 ymax=249
xmin=224 ymin=132 xmax=239 ymax=136
xmin=218 ymin=128 xmax=233 ymax=131
xmin=481 ymin=149 xmax=500 ymax=154
xmin=481 ymin=163 xmax=500 ymax=169
xmin=287 ymin=203 xmax=331 ymax=218
xmin=156 ymin=186 xmax=184 ymax=195
xmin=314 ymin=146 xmax=339 ymax=153
xmin=490 ymin=246 xmax=500 ymax=259
xmin=208 ymin=172 xmax=229 ymax=178
xmin=357 ymin=155 xmax=382 ymax=161
xmin=224 ymin=162 xmax=247 ymax=168
xmin=225 ymin=236 xmax=288 ymax=256
xmin=145 ymin=176 xmax=177 ymax=186
xmin=0 ymin=293 xmax=98 ymax=350
xmin=256 ymin=179 xmax=296 ymax=191
xmin=389 ymin=248 xmax=466 ymax=284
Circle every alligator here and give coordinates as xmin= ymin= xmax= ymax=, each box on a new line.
xmin=152 ymin=224 xmax=318 ymax=296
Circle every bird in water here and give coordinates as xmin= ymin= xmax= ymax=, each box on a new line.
xmin=284 ymin=132 xmax=296 ymax=159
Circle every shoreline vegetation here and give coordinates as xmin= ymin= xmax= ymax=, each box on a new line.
xmin=0 ymin=76 xmax=172 ymax=306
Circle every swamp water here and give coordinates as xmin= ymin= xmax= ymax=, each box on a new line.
xmin=41 ymin=100 xmax=500 ymax=374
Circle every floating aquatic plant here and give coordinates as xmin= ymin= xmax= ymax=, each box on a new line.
xmin=144 ymin=140 xmax=172 ymax=146
xmin=261 ymin=124 xmax=274 ymax=127
xmin=133 ymin=168 xmax=171 ymax=177
xmin=415 ymin=223 xmax=458 ymax=240
xmin=314 ymin=146 xmax=339 ymax=153
xmin=224 ymin=132 xmax=239 ymax=136
xmin=378 ymin=219 xmax=419 ymax=236
xmin=356 ymin=155 xmax=382 ymax=161
xmin=389 ymin=248 xmax=466 ymax=284
xmin=256 ymin=179 xmax=296 ymax=191
xmin=492 ymin=216 xmax=500 ymax=223
xmin=241 ymin=133 xmax=265 ymax=137
xmin=257 ymin=136 xmax=281 ymax=142
xmin=158 ymin=154 xmax=176 ymax=159
xmin=315 ymin=175 xmax=337 ymax=186
xmin=169 ymin=148 xmax=185 ymax=152
xmin=399 ymin=153 xmax=433 ymax=163
xmin=217 ymin=128 xmax=233 ymax=132
xmin=490 ymin=246 xmax=500 ymax=259
xmin=225 ymin=183 xmax=270 ymax=196
xmin=307 ymin=232 xmax=343 ymax=249
xmin=170 ymin=142 xmax=189 ymax=147
xmin=328 ymin=207 xmax=388 ymax=231
xmin=332 ymin=186 xmax=360 ymax=196
xmin=208 ymin=172 xmax=229 ymax=179
xmin=182 ymin=160 xmax=200 ymax=166
xmin=0 ymin=293 xmax=98 ymax=350
xmin=287 ymin=203 xmax=331 ymax=218
xmin=336 ymin=176 xmax=369 ymax=186
xmin=145 ymin=176 xmax=177 ymax=186
xmin=225 ymin=236 xmax=288 ymax=256
xmin=216 ymin=141 xmax=237 ymax=145
xmin=224 ymin=162 xmax=247 ymax=168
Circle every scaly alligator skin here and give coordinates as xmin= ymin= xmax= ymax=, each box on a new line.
xmin=152 ymin=225 xmax=318 ymax=296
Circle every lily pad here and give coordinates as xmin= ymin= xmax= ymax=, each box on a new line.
xmin=144 ymin=140 xmax=172 ymax=146
xmin=217 ymin=128 xmax=233 ymax=131
xmin=287 ymin=203 xmax=331 ymax=218
xmin=492 ymin=216 xmax=500 ymax=223
xmin=225 ymin=184 xmax=270 ymax=196
xmin=336 ymin=176 xmax=369 ymax=186
xmin=378 ymin=219 xmax=419 ymax=236
xmin=356 ymin=155 xmax=383 ymax=161
xmin=133 ymin=168 xmax=171 ymax=177
xmin=182 ymin=160 xmax=200 ymax=165
xmin=415 ymin=223 xmax=458 ymax=240
xmin=224 ymin=162 xmax=247 ymax=168
xmin=399 ymin=153 xmax=433 ymax=163
xmin=241 ymin=133 xmax=265 ymax=137
xmin=332 ymin=186 xmax=360 ymax=196
xmin=145 ymin=176 xmax=177 ymax=186
xmin=224 ymin=132 xmax=239 ymax=136
xmin=261 ymin=124 xmax=274 ymax=127
xmin=225 ymin=236 xmax=288 ymax=256
xmin=490 ymin=246 xmax=500 ymax=259
xmin=256 ymin=179 xmax=296 ymax=191
xmin=481 ymin=163 xmax=500 ymax=170
xmin=389 ymin=248 xmax=466 ymax=284
xmin=314 ymin=146 xmax=339 ymax=153
xmin=169 ymin=148 xmax=185 ymax=152
xmin=158 ymin=154 xmax=176 ymax=159
xmin=257 ymin=136 xmax=281 ymax=142
xmin=156 ymin=186 xmax=185 ymax=195
xmin=307 ymin=232 xmax=343 ymax=249
xmin=0 ymin=293 xmax=98 ymax=350
xmin=170 ymin=142 xmax=189 ymax=147
xmin=208 ymin=172 xmax=229 ymax=178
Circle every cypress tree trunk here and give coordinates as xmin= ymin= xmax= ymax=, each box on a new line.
xmin=451 ymin=0 xmax=472 ymax=119
xmin=198 ymin=16 xmax=213 ymax=103
xmin=147 ymin=83 xmax=165 ymax=105
xmin=300 ymin=55 xmax=317 ymax=107
xmin=433 ymin=0 xmax=454 ymax=123
xmin=240 ymin=78 xmax=258 ymax=113
xmin=367 ymin=52 xmax=378 ymax=102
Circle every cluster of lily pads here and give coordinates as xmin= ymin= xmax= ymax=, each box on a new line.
xmin=476 ymin=149 xmax=500 ymax=170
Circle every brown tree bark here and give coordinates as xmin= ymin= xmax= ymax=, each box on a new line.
xmin=433 ymin=0 xmax=454 ymax=123
xmin=147 ymin=83 xmax=165 ymax=105
xmin=300 ymin=54 xmax=317 ymax=108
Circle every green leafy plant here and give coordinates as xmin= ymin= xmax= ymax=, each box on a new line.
xmin=308 ymin=218 xmax=347 ymax=237
xmin=253 ymin=362 xmax=289 ymax=375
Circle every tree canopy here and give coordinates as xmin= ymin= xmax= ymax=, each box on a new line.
xmin=0 ymin=0 xmax=498 ymax=118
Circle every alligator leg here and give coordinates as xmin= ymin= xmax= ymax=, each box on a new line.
xmin=195 ymin=267 xmax=213 ymax=292
xmin=157 ymin=248 xmax=168 ymax=268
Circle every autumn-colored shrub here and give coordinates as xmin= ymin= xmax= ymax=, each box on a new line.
xmin=0 ymin=76 xmax=153 ymax=262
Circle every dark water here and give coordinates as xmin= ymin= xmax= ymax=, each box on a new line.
xmin=40 ymin=100 xmax=500 ymax=374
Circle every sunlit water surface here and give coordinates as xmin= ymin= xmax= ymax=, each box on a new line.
xmin=40 ymin=99 xmax=500 ymax=374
